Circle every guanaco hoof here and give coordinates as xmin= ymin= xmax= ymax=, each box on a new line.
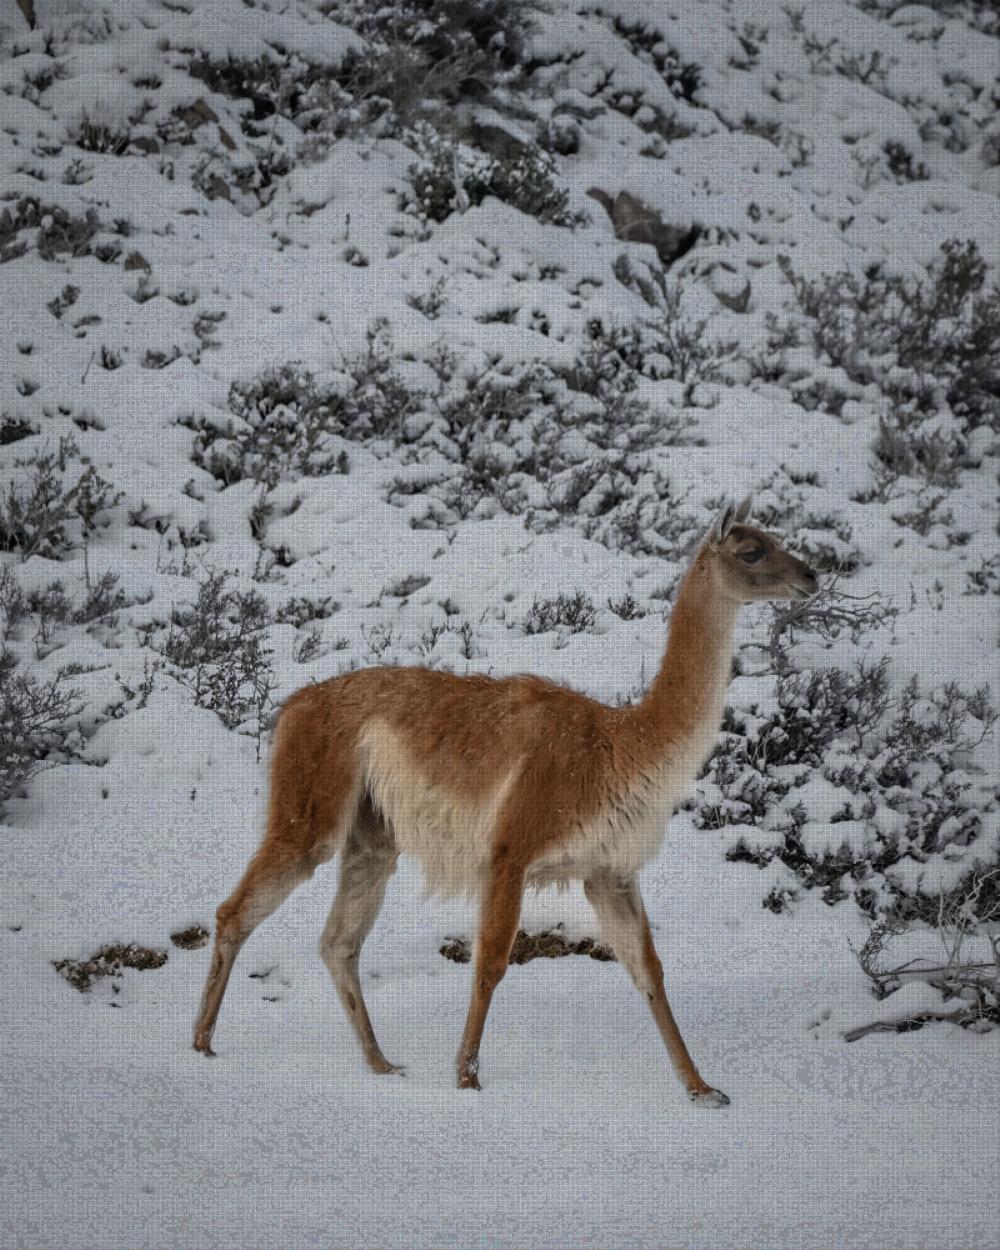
xmin=690 ymin=1087 xmax=730 ymax=1107
xmin=372 ymin=1060 xmax=406 ymax=1076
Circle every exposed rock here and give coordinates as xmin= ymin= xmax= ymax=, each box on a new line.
xmin=588 ymin=188 xmax=700 ymax=266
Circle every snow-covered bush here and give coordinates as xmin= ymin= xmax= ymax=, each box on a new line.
xmin=610 ymin=259 xmax=740 ymax=394
xmin=713 ymin=668 xmax=997 ymax=919
xmin=0 ymin=568 xmax=83 ymax=808
xmin=184 ymin=365 xmax=349 ymax=488
xmin=0 ymin=414 xmax=35 ymax=446
xmin=856 ymin=0 xmax=1000 ymax=39
xmin=872 ymin=675 xmax=995 ymax=791
xmin=750 ymin=580 xmax=896 ymax=675
xmin=871 ymin=418 xmax=964 ymax=491
xmin=609 ymin=17 xmax=702 ymax=103
xmin=0 ymin=197 xmax=99 ymax=264
xmin=522 ymin=591 xmax=597 ymax=636
xmin=199 ymin=330 xmax=701 ymax=560
xmin=187 ymin=52 xmax=342 ymax=132
xmin=327 ymin=0 xmax=530 ymax=119
xmin=607 ymin=593 xmax=647 ymax=621
xmin=545 ymin=326 xmax=703 ymax=451
xmin=393 ymin=350 xmax=700 ymax=556
xmin=156 ymin=570 xmax=274 ymax=735
xmin=699 ymin=659 xmax=891 ymax=831
xmin=965 ymin=552 xmax=1000 ymax=597
xmin=71 ymin=109 xmax=131 ymax=155
xmin=405 ymin=129 xmax=578 ymax=226
xmin=181 ymin=53 xmax=346 ymax=195
xmin=274 ymin=595 xmax=339 ymax=629
xmin=556 ymin=324 xmax=645 ymax=395
xmin=781 ymin=240 xmax=1000 ymax=434
xmin=189 ymin=0 xmax=529 ymax=151
xmin=764 ymin=662 xmax=892 ymax=767
xmin=0 ymin=435 xmax=122 ymax=561
xmin=0 ymin=663 xmax=84 ymax=806
xmin=25 ymin=574 xmax=126 ymax=640
xmin=850 ymin=865 xmax=1000 ymax=1034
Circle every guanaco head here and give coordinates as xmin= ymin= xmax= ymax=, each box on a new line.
xmin=705 ymin=496 xmax=818 ymax=604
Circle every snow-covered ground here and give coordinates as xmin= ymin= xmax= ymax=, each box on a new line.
xmin=2 ymin=1 xmax=998 ymax=1247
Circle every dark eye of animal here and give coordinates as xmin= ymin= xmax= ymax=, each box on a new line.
xmin=739 ymin=548 xmax=765 ymax=564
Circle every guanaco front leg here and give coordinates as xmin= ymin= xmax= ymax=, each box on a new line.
xmin=584 ymin=871 xmax=729 ymax=1106
xmin=456 ymin=856 xmax=525 ymax=1090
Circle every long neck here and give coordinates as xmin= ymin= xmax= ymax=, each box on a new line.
xmin=634 ymin=547 xmax=740 ymax=753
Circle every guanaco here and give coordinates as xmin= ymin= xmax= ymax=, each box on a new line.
xmin=193 ymin=496 xmax=817 ymax=1102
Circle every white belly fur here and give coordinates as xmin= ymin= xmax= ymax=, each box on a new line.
xmin=360 ymin=720 xmax=516 ymax=897
xmin=360 ymin=719 xmax=712 ymax=896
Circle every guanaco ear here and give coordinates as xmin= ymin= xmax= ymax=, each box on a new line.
xmin=711 ymin=495 xmax=752 ymax=543
xmin=733 ymin=494 xmax=752 ymax=524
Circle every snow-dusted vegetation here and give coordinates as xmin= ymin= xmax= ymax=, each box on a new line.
xmin=2 ymin=0 xmax=998 ymax=1246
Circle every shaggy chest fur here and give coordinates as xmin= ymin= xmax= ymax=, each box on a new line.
xmin=525 ymin=765 xmax=679 ymax=889
xmin=528 ymin=708 xmax=721 ymax=889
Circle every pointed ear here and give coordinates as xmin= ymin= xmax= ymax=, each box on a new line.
xmin=711 ymin=495 xmax=752 ymax=543
xmin=711 ymin=500 xmax=736 ymax=543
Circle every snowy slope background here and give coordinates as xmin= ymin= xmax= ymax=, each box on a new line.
xmin=1 ymin=0 xmax=999 ymax=1247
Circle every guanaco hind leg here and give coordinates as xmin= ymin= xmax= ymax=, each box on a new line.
xmin=319 ymin=802 xmax=402 ymax=1075
xmin=584 ymin=871 xmax=729 ymax=1106
xmin=193 ymin=844 xmax=312 ymax=1055
xmin=194 ymin=686 xmax=363 ymax=1057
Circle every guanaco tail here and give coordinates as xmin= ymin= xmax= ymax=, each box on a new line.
xmin=193 ymin=496 xmax=817 ymax=1102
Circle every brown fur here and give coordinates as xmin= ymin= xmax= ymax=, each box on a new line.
xmin=193 ymin=499 xmax=816 ymax=1100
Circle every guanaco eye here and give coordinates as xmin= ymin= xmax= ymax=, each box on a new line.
xmin=739 ymin=548 xmax=765 ymax=564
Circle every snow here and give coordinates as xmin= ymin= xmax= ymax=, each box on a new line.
xmin=2 ymin=0 xmax=999 ymax=1247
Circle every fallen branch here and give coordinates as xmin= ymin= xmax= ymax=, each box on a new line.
xmin=844 ymin=1005 xmax=984 ymax=1042
xmin=892 ymin=960 xmax=999 ymax=980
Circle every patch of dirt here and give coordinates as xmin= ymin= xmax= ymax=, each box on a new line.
xmin=440 ymin=927 xmax=615 ymax=965
xmin=53 ymin=943 xmax=168 ymax=992
xmin=170 ymin=924 xmax=210 ymax=949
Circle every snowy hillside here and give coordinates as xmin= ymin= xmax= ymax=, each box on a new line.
xmin=2 ymin=1 xmax=999 ymax=1247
